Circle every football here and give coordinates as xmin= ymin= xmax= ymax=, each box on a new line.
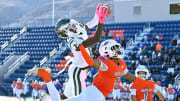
xmin=100 ymin=4 xmax=111 ymax=16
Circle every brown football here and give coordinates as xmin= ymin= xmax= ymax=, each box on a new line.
xmin=100 ymin=4 xmax=111 ymax=16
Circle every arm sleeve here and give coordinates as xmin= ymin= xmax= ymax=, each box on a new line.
xmin=86 ymin=13 xmax=98 ymax=29
xmin=46 ymin=81 xmax=61 ymax=101
xmin=79 ymin=45 xmax=94 ymax=66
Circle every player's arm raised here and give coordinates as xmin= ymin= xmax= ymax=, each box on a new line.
xmin=85 ymin=3 xmax=100 ymax=31
xmin=80 ymin=4 xmax=110 ymax=48
xmin=81 ymin=24 xmax=103 ymax=48
xmin=85 ymin=3 xmax=110 ymax=31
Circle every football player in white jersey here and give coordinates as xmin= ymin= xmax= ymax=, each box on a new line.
xmin=56 ymin=18 xmax=92 ymax=99
xmin=55 ymin=4 xmax=110 ymax=100
xmin=29 ymin=3 xmax=110 ymax=100
xmin=22 ymin=80 xmax=29 ymax=101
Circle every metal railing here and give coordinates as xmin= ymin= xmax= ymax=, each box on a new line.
xmin=126 ymin=22 xmax=151 ymax=48
xmin=40 ymin=40 xmax=66 ymax=68
xmin=174 ymin=74 xmax=180 ymax=86
xmin=126 ymin=26 xmax=144 ymax=48
xmin=4 ymin=52 xmax=30 ymax=79
xmin=1 ymin=51 xmax=15 ymax=64
xmin=1 ymin=27 xmax=27 ymax=50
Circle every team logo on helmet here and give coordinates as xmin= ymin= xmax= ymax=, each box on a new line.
xmin=104 ymin=41 xmax=109 ymax=46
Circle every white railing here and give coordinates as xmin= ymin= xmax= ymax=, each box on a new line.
xmin=20 ymin=27 xmax=27 ymax=35
xmin=50 ymin=48 xmax=57 ymax=57
xmin=134 ymin=31 xmax=142 ymax=42
xmin=4 ymin=52 xmax=30 ymax=79
xmin=126 ymin=23 xmax=147 ymax=48
xmin=0 ymin=52 xmax=17 ymax=78
xmin=1 ymin=27 xmax=27 ymax=50
xmin=1 ymin=41 xmax=8 ymax=50
xmin=126 ymin=39 xmax=133 ymax=48
xmin=40 ymin=57 xmax=48 ymax=66
xmin=11 ymin=34 xmax=18 ymax=41
xmin=175 ymin=74 xmax=180 ymax=86
xmin=40 ymin=41 xmax=67 ymax=67
xmin=2 ymin=51 xmax=15 ymax=64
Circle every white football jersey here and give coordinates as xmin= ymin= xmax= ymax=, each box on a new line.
xmin=67 ymin=29 xmax=91 ymax=68
xmin=23 ymin=82 xmax=29 ymax=94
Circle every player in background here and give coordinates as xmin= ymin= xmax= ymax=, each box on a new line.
xmin=30 ymin=80 xmax=34 ymax=98
xmin=86 ymin=81 xmax=92 ymax=87
xmin=167 ymin=84 xmax=175 ymax=101
xmin=106 ymin=91 xmax=113 ymax=101
xmin=22 ymin=80 xmax=29 ymax=101
xmin=31 ymin=80 xmax=39 ymax=101
xmin=176 ymin=84 xmax=180 ymax=101
xmin=127 ymin=84 xmax=131 ymax=101
xmin=53 ymin=3 xmax=110 ymax=100
xmin=54 ymin=79 xmax=63 ymax=94
xmin=11 ymin=80 xmax=16 ymax=97
xmin=130 ymin=65 xmax=165 ymax=101
xmin=119 ymin=82 xmax=125 ymax=101
xmin=39 ymin=82 xmax=47 ymax=98
xmin=112 ymin=79 xmax=121 ymax=101
xmin=123 ymin=82 xmax=128 ymax=101
xmin=153 ymin=81 xmax=162 ymax=100
xmin=16 ymin=78 xmax=23 ymax=101
xmin=30 ymin=39 xmax=166 ymax=101
xmin=163 ymin=86 xmax=168 ymax=100
xmin=123 ymin=83 xmax=131 ymax=101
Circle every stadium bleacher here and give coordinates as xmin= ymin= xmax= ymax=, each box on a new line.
xmin=0 ymin=27 xmax=22 ymax=47
xmin=0 ymin=26 xmax=69 ymax=92
xmin=123 ymin=20 xmax=180 ymax=85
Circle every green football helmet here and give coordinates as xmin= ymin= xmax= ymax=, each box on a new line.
xmin=55 ymin=18 xmax=86 ymax=39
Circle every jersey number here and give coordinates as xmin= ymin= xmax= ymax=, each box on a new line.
xmin=144 ymin=92 xmax=148 ymax=101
